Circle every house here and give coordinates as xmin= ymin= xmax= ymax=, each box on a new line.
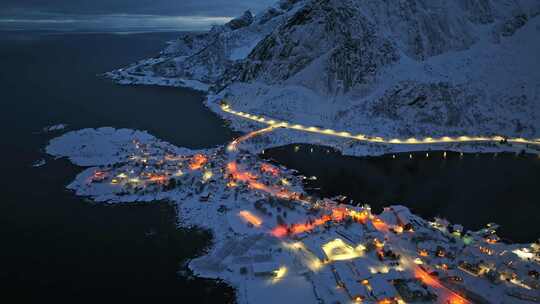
xmin=333 ymin=262 xmax=369 ymax=301
xmin=253 ymin=262 xmax=280 ymax=277
xmin=370 ymin=275 xmax=399 ymax=300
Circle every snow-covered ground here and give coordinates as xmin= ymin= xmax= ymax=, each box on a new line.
xmin=106 ymin=69 xmax=209 ymax=92
xmin=42 ymin=123 xmax=68 ymax=133
xmin=66 ymin=0 xmax=540 ymax=302
xmin=210 ymin=100 xmax=540 ymax=157
xmin=45 ymin=128 xmax=540 ymax=304
xmin=105 ymin=0 xmax=539 ymax=159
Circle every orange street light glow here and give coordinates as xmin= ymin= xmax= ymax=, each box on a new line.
xmin=91 ymin=170 xmax=107 ymax=181
xmin=415 ymin=268 xmax=439 ymax=288
xmin=372 ymin=217 xmax=389 ymax=231
xmin=271 ymin=225 xmax=288 ymax=238
xmin=261 ymin=163 xmax=280 ymax=176
xmin=271 ymin=208 xmax=357 ymax=238
xmin=148 ymin=173 xmax=168 ymax=184
xmin=227 ymin=162 xmax=258 ymax=183
xmin=414 ymin=267 xmax=470 ymax=303
xmin=350 ymin=210 xmax=369 ymax=223
xmin=239 ymin=210 xmax=262 ymax=227
xmin=189 ymin=154 xmax=208 ymax=170
xmin=220 ymin=102 xmax=540 ymax=147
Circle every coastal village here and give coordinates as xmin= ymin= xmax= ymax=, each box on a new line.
xmin=10 ymin=0 xmax=540 ymax=301
xmin=46 ymin=111 xmax=540 ymax=304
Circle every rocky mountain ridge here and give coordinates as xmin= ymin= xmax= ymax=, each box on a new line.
xmin=107 ymin=0 xmax=540 ymax=140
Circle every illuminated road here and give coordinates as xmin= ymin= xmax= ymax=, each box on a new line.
xmin=85 ymin=104 xmax=532 ymax=304
xmin=227 ymin=125 xmax=279 ymax=151
xmin=217 ymin=101 xmax=528 ymax=304
xmin=399 ymin=255 xmax=471 ymax=304
xmin=226 ymin=157 xmax=472 ymax=304
xmin=220 ymin=103 xmax=540 ymax=147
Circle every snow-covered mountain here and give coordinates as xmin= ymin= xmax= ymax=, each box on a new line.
xmin=107 ymin=0 xmax=540 ymax=141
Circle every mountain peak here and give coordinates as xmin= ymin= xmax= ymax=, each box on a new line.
xmin=107 ymin=0 xmax=540 ymax=138
xmin=226 ymin=10 xmax=254 ymax=30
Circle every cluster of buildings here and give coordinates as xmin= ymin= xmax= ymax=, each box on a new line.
xmin=68 ymin=130 xmax=540 ymax=304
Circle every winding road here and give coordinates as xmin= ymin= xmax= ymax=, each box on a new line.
xmin=220 ymin=103 xmax=540 ymax=147
xmin=218 ymin=101 xmax=536 ymax=303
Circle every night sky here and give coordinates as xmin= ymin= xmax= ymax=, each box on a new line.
xmin=0 ymin=0 xmax=276 ymax=31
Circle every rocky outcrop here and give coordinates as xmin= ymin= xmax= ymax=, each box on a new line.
xmin=108 ymin=0 xmax=539 ymax=138
xmin=368 ymin=81 xmax=536 ymax=136
xmin=111 ymin=0 xmax=538 ymax=94
xmin=160 ymin=32 xmax=212 ymax=57
xmin=218 ymin=0 xmax=536 ymax=95
xmin=324 ymin=35 xmax=398 ymax=94
xmin=371 ymin=81 xmax=484 ymax=128
xmin=458 ymin=0 xmax=496 ymax=24
xmin=226 ymin=10 xmax=254 ymax=30
xmin=223 ymin=0 xmax=401 ymax=95
xmin=494 ymin=13 xmax=529 ymax=38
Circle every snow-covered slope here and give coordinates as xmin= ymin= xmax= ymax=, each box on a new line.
xmin=106 ymin=1 xmax=306 ymax=86
xmin=107 ymin=0 xmax=540 ymax=146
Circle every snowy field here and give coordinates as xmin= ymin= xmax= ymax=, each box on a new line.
xmin=44 ymin=128 xmax=540 ymax=304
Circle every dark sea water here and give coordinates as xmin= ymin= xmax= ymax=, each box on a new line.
xmin=1 ymin=29 xmax=539 ymax=301
xmin=0 ymin=31 xmax=236 ymax=302
xmin=264 ymin=145 xmax=540 ymax=243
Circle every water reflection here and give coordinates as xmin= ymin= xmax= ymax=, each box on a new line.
xmin=263 ymin=144 xmax=540 ymax=243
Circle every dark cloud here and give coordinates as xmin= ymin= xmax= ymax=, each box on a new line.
xmin=0 ymin=0 xmax=275 ymax=17
xmin=0 ymin=0 xmax=276 ymax=31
